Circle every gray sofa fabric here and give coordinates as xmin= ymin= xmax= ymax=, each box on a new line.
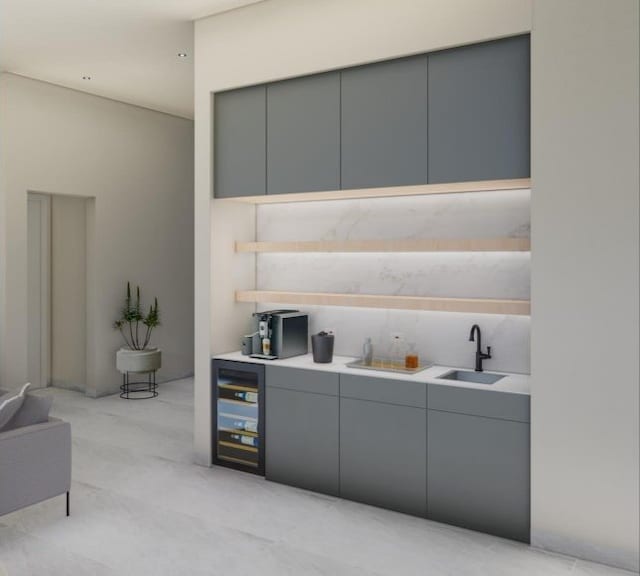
xmin=4 ymin=394 xmax=53 ymax=431
xmin=0 ymin=386 xmax=27 ymax=429
xmin=0 ymin=416 xmax=71 ymax=516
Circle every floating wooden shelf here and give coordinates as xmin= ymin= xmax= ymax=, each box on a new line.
xmin=236 ymin=237 xmax=530 ymax=253
xmin=222 ymin=178 xmax=531 ymax=204
xmin=236 ymin=290 xmax=530 ymax=316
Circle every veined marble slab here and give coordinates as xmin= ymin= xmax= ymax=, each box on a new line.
xmin=254 ymin=305 xmax=530 ymax=375
xmin=254 ymin=188 xmax=531 ymax=374
xmin=257 ymin=252 xmax=530 ymax=300
xmin=257 ymin=189 xmax=530 ymax=242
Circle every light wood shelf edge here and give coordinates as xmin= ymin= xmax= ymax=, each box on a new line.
xmin=221 ymin=178 xmax=531 ymax=204
xmin=236 ymin=290 xmax=530 ymax=316
xmin=236 ymin=237 xmax=531 ymax=253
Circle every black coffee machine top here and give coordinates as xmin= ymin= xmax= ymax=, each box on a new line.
xmin=250 ymin=310 xmax=309 ymax=360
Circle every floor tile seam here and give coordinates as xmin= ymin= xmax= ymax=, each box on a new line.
xmin=265 ymin=538 xmax=392 ymax=576
xmin=0 ymin=519 xmax=114 ymax=572
xmin=68 ymin=429 xmax=193 ymax=454
xmin=485 ymin=540 xmax=579 ymax=571
xmin=69 ymin=429 xmax=193 ymax=448
xmin=58 ymin=409 xmax=194 ymax=430
xmin=69 ymin=478 xmax=289 ymax=549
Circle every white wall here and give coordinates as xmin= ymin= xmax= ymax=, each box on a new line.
xmin=196 ymin=0 xmax=640 ymax=569
xmin=0 ymin=73 xmax=194 ymax=397
xmin=531 ymin=0 xmax=639 ymax=571
xmin=194 ymin=0 xmax=531 ymax=462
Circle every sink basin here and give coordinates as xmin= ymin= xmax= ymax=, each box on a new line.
xmin=437 ymin=370 xmax=505 ymax=385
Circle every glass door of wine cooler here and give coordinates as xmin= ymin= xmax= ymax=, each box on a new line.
xmin=212 ymin=359 xmax=265 ymax=475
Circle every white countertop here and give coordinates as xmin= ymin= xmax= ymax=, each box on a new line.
xmin=213 ymin=351 xmax=530 ymax=395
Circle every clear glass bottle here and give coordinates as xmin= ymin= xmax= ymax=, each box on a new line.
xmin=389 ymin=335 xmax=404 ymax=369
xmin=362 ymin=337 xmax=373 ymax=366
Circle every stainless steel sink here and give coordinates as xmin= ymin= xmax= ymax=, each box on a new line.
xmin=437 ymin=370 xmax=505 ymax=385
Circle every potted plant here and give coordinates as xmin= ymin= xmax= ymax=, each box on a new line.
xmin=114 ymin=282 xmax=161 ymax=374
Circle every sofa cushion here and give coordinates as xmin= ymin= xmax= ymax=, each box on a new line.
xmin=4 ymin=393 xmax=53 ymax=431
xmin=0 ymin=382 xmax=31 ymax=431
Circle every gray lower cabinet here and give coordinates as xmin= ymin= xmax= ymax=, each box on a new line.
xmin=260 ymin=364 xmax=530 ymax=542
xmin=341 ymin=56 xmax=428 ymax=189
xmin=340 ymin=397 xmax=427 ymax=516
xmin=428 ymin=35 xmax=530 ymax=183
xmin=427 ymin=408 xmax=530 ymax=542
xmin=267 ymin=72 xmax=340 ymax=194
xmin=265 ymin=369 xmax=339 ymax=496
xmin=214 ymin=85 xmax=266 ymax=198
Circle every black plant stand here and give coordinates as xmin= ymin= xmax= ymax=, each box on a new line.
xmin=120 ymin=370 xmax=158 ymax=399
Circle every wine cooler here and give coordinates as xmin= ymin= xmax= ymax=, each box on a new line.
xmin=212 ymin=359 xmax=265 ymax=475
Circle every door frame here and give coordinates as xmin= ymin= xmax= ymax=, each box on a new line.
xmin=27 ymin=192 xmax=52 ymax=389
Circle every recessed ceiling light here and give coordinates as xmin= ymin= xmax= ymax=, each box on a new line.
xmin=82 ymin=76 xmax=91 ymax=80
xmin=177 ymin=52 xmax=188 ymax=58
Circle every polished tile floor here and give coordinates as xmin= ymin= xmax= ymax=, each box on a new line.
xmin=0 ymin=379 xmax=635 ymax=576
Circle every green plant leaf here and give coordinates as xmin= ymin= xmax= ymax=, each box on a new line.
xmin=115 ymin=282 xmax=160 ymax=349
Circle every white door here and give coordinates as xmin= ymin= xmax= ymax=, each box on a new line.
xmin=50 ymin=195 xmax=87 ymax=391
xmin=27 ymin=193 xmax=51 ymax=389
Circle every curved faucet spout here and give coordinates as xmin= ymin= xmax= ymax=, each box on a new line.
xmin=468 ymin=324 xmax=491 ymax=372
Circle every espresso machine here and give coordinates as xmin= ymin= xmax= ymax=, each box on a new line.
xmin=249 ymin=310 xmax=308 ymax=360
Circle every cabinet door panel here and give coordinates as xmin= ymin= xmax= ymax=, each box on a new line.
xmin=427 ymin=409 xmax=530 ymax=542
xmin=341 ymin=373 xmax=426 ymax=408
xmin=340 ymin=398 xmax=426 ymax=516
xmin=214 ymin=86 xmax=266 ymax=198
xmin=267 ymin=366 xmax=338 ymax=396
xmin=428 ymin=35 xmax=530 ymax=183
xmin=428 ymin=384 xmax=530 ymax=422
xmin=341 ymin=56 xmax=428 ymax=189
xmin=266 ymin=387 xmax=339 ymax=496
xmin=267 ymin=73 xmax=340 ymax=194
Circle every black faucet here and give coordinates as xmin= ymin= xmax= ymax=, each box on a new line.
xmin=469 ymin=324 xmax=491 ymax=372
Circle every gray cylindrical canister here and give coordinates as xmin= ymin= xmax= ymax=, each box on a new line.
xmin=311 ymin=331 xmax=334 ymax=363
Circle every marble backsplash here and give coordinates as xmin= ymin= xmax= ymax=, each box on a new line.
xmin=257 ymin=189 xmax=530 ymax=241
xmin=255 ymin=189 xmax=531 ymax=374
xmin=257 ymin=252 xmax=530 ymax=300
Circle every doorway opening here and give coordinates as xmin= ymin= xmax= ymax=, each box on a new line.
xmin=27 ymin=192 xmax=95 ymax=394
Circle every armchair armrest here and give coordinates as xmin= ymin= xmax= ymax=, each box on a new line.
xmin=0 ymin=417 xmax=71 ymax=516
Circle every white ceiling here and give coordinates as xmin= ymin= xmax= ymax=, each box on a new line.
xmin=0 ymin=0 xmax=265 ymax=119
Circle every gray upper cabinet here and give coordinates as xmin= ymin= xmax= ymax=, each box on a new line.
xmin=214 ymin=85 xmax=266 ymax=198
xmin=267 ymin=73 xmax=340 ymax=194
xmin=341 ymin=56 xmax=428 ymax=189
xmin=214 ymin=36 xmax=530 ymax=198
xmin=427 ymin=409 xmax=530 ymax=542
xmin=427 ymin=35 xmax=530 ymax=183
xmin=340 ymin=396 xmax=427 ymax=517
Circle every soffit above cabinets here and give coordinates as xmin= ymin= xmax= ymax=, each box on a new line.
xmin=0 ymin=0 xmax=265 ymax=119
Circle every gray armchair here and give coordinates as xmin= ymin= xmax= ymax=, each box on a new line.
xmin=0 ymin=396 xmax=71 ymax=517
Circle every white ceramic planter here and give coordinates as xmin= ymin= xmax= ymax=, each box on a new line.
xmin=116 ymin=348 xmax=162 ymax=374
